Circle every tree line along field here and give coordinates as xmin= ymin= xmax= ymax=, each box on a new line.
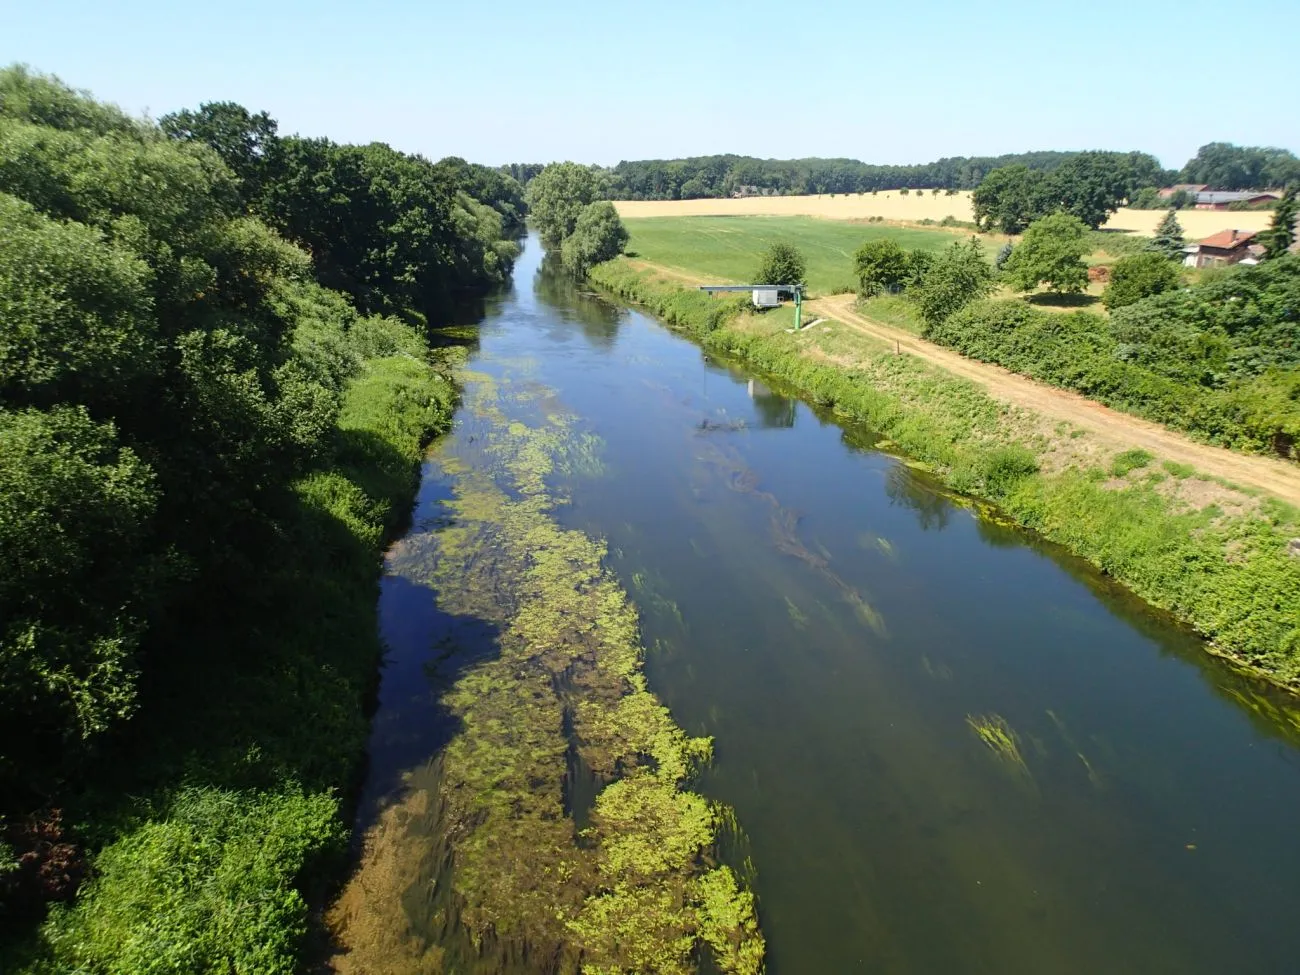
xmin=614 ymin=193 xmax=1276 ymax=240
xmin=623 ymin=215 xmax=999 ymax=295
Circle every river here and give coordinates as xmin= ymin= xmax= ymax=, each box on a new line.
xmin=339 ymin=235 xmax=1300 ymax=974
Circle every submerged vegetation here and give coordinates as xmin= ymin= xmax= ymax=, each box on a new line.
xmin=589 ymin=259 xmax=1300 ymax=685
xmin=331 ymin=371 xmax=764 ymax=974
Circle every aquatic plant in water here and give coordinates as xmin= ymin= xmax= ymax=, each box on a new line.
xmin=333 ymin=370 xmax=764 ymax=974
xmin=966 ymin=713 xmax=1029 ymax=775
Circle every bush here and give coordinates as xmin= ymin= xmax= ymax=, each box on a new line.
xmin=1103 ymin=252 xmax=1182 ymax=310
xmin=913 ymin=237 xmax=994 ymax=328
xmin=753 ymin=242 xmax=806 ymax=293
xmin=560 ymin=201 xmax=629 ymax=277
xmin=853 ymin=238 xmax=908 ymax=296
xmin=1003 ymin=212 xmax=1090 ymax=294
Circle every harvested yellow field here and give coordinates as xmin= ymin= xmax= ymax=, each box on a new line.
xmin=1099 ymin=207 xmax=1273 ymax=238
xmin=613 ymin=193 xmax=1275 ymax=239
xmin=615 ymin=191 xmax=977 ymax=223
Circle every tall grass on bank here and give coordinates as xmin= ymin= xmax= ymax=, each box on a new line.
xmin=590 ymin=259 xmax=1300 ymax=684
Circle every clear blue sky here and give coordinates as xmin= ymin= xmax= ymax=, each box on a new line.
xmin=5 ymin=0 xmax=1297 ymax=170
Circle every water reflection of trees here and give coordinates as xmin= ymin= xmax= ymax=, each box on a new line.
xmin=748 ymin=379 xmax=796 ymax=429
xmin=533 ymin=255 xmax=623 ymax=348
xmin=883 ymin=463 xmax=951 ymax=531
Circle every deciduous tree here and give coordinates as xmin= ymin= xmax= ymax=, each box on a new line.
xmin=560 ymin=202 xmax=629 ymax=276
xmin=1102 ymin=252 xmax=1182 ymax=309
xmin=526 ymin=162 xmax=601 ymax=246
xmin=913 ymin=237 xmax=994 ymax=328
xmin=753 ymin=242 xmax=806 ymax=290
xmin=1002 ymin=212 xmax=1090 ymax=294
xmin=853 ymin=238 xmax=908 ymax=295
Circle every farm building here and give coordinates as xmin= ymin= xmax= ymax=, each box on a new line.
xmin=1183 ymin=229 xmax=1259 ymax=268
xmin=1193 ymin=191 xmax=1279 ymax=210
xmin=1158 ymin=183 xmax=1207 ymax=198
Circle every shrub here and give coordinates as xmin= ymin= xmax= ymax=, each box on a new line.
xmin=1110 ymin=448 xmax=1153 ymax=477
xmin=1103 ymin=252 xmax=1182 ymax=310
xmin=753 ymin=242 xmax=806 ymax=293
xmin=853 ymin=238 xmax=908 ymax=296
xmin=913 ymin=238 xmax=994 ymax=328
xmin=1002 ymin=212 xmax=1090 ymax=294
xmin=560 ymin=201 xmax=629 ymax=277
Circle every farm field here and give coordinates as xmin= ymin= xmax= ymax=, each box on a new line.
xmin=623 ymin=215 xmax=996 ymax=295
xmin=614 ymin=193 xmax=1275 ymax=239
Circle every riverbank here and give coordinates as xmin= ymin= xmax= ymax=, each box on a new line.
xmin=2 ymin=343 xmax=458 ymax=973
xmin=589 ymin=259 xmax=1300 ymax=686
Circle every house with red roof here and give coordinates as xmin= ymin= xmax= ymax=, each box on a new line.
xmin=1183 ymin=229 xmax=1259 ymax=268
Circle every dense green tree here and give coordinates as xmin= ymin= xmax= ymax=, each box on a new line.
xmin=526 ymin=162 xmax=601 ymax=246
xmin=1109 ymin=254 xmax=1300 ymax=384
xmin=258 ymin=137 xmax=515 ymax=319
xmin=604 ymin=150 xmax=1164 ymax=200
xmin=1002 ymin=212 xmax=1090 ymax=294
xmin=904 ymin=249 xmax=936 ymax=289
xmin=560 ymin=201 xmax=629 ymax=276
xmin=972 ymin=165 xmax=1048 ymax=233
xmin=0 ymin=67 xmax=520 ymax=815
xmin=0 ymin=407 xmax=159 ymax=750
xmin=1179 ymin=142 xmax=1300 ymax=191
xmin=853 ymin=238 xmax=909 ymax=295
xmin=1103 ymin=252 xmax=1183 ymax=310
xmin=753 ymin=242 xmax=807 ymax=290
xmin=160 ymin=101 xmax=279 ymax=203
xmin=913 ymin=237 xmax=994 ymax=328
xmin=1261 ymin=188 xmax=1297 ymax=260
xmin=1129 ymin=187 xmax=1164 ymax=209
xmin=1045 ymin=152 xmax=1132 ymax=229
xmin=1150 ymin=209 xmax=1186 ymax=261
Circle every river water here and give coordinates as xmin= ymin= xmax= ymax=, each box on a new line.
xmin=350 ymin=236 xmax=1300 ymax=974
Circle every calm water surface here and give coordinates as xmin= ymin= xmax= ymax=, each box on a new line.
xmin=360 ymin=237 xmax=1300 ymax=974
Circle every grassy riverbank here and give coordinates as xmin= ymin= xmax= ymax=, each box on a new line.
xmin=623 ymin=215 xmax=997 ymax=295
xmin=2 ymin=336 xmax=457 ymax=974
xmin=590 ymin=259 xmax=1300 ymax=686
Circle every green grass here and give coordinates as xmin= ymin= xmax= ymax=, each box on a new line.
xmin=623 ymin=216 xmax=992 ymax=296
xmin=856 ymin=294 xmax=926 ymax=334
xmin=590 ymin=258 xmax=1300 ymax=686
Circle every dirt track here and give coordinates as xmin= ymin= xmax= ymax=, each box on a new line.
xmin=806 ymin=294 xmax=1300 ymax=506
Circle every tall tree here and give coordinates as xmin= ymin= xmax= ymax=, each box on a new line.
xmin=753 ymin=242 xmax=806 ymax=290
xmin=526 ymin=162 xmax=601 ymax=246
xmin=1046 ymin=151 xmax=1132 ymax=229
xmin=972 ymin=165 xmax=1048 ymax=234
xmin=560 ymin=201 xmax=629 ymax=276
xmin=1261 ymin=188 xmax=1298 ymax=260
xmin=1150 ymin=209 xmax=1186 ymax=261
xmin=1002 ymin=212 xmax=1090 ymax=294
xmin=160 ymin=101 xmax=279 ymax=203
xmin=1179 ymin=142 xmax=1300 ymax=191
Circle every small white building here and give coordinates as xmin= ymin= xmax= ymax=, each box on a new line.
xmin=751 ymin=288 xmax=781 ymax=308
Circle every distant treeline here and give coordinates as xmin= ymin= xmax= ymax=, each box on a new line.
xmin=503 ymin=143 xmax=1300 ymax=201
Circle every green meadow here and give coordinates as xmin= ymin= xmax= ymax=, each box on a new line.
xmin=622 ymin=215 xmax=995 ymax=295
